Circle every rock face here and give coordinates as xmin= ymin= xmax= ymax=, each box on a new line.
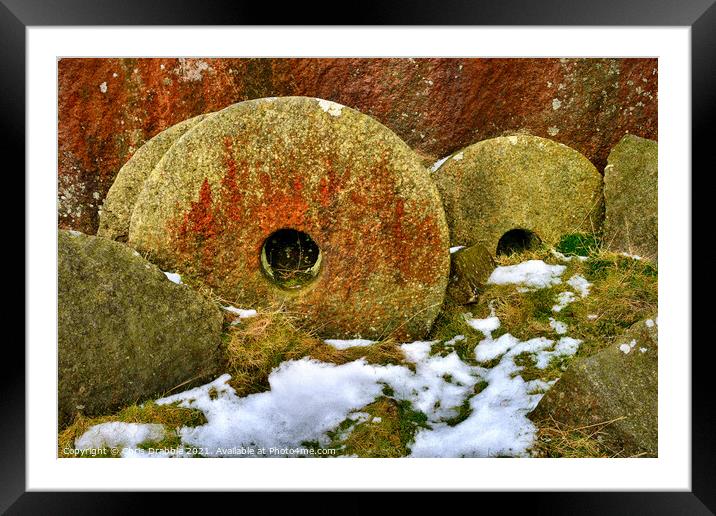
xmin=97 ymin=113 xmax=209 ymax=242
xmin=447 ymin=245 xmax=495 ymax=304
xmin=128 ymin=97 xmax=450 ymax=340
xmin=58 ymin=230 xmax=224 ymax=427
xmin=58 ymin=58 xmax=657 ymax=234
xmin=603 ymin=135 xmax=658 ymax=261
xmin=529 ymin=316 xmax=658 ymax=457
xmin=432 ymin=135 xmax=603 ymax=254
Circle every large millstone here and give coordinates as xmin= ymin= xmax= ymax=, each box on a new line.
xmin=58 ymin=230 xmax=223 ymax=427
xmin=432 ymin=135 xmax=603 ymax=255
xmin=98 ymin=113 xmax=210 ymax=242
xmin=128 ymin=97 xmax=450 ymax=340
xmin=603 ymin=135 xmax=658 ymax=261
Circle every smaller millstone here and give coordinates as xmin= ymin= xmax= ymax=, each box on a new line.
xmin=447 ymin=244 xmax=495 ymax=304
xmin=98 ymin=113 xmax=211 ymax=242
xmin=432 ymin=135 xmax=604 ymax=256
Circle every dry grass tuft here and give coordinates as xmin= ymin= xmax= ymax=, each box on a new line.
xmin=225 ymin=305 xmax=407 ymax=396
xmin=529 ymin=415 xmax=645 ymax=458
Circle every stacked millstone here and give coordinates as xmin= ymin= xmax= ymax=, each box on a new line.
xmin=100 ymin=97 xmax=450 ymax=340
xmin=432 ymin=135 xmax=604 ymax=256
xmin=603 ymin=135 xmax=658 ymax=261
xmin=98 ymin=113 xmax=210 ymax=242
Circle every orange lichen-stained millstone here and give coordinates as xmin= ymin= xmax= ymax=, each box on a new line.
xmin=128 ymin=97 xmax=450 ymax=340
xmin=432 ymin=135 xmax=603 ymax=255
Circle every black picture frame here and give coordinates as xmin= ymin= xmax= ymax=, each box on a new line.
xmin=8 ymin=0 xmax=709 ymax=512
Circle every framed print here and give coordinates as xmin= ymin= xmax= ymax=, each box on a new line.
xmin=10 ymin=0 xmax=711 ymax=512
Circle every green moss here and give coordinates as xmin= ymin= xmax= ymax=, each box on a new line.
xmin=556 ymin=233 xmax=600 ymax=257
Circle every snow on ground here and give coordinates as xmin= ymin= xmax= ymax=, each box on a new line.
xmin=76 ymin=422 xmax=165 ymax=451
xmin=450 ymin=245 xmax=465 ymax=254
xmin=488 ymin=260 xmax=565 ymax=289
xmin=89 ymin=254 xmax=591 ymax=458
xmin=430 ymin=156 xmax=450 ymax=172
xmin=222 ymin=305 xmax=258 ymax=324
xmin=163 ymin=271 xmax=183 ymax=284
xmin=324 ymin=339 xmax=376 ymax=350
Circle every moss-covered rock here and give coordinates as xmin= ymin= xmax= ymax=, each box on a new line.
xmin=603 ymin=135 xmax=658 ymax=261
xmin=447 ymin=245 xmax=495 ymax=304
xmin=529 ymin=315 xmax=658 ymax=456
xmin=97 ymin=113 xmax=210 ymax=242
xmin=58 ymin=230 xmax=224 ymax=428
xmin=129 ymin=97 xmax=450 ymax=340
xmin=432 ymin=135 xmax=603 ymax=255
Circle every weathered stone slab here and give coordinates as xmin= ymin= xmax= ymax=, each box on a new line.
xmin=129 ymin=97 xmax=450 ymax=340
xmin=603 ymin=135 xmax=658 ymax=261
xmin=529 ymin=315 xmax=658 ymax=456
xmin=58 ymin=230 xmax=223 ymax=427
xmin=432 ymin=135 xmax=603 ymax=255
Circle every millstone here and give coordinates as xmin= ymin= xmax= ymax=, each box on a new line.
xmin=129 ymin=97 xmax=450 ymax=340
xmin=603 ymin=135 xmax=658 ymax=261
xmin=98 ymin=113 xmax=210 ymax=242
xmin=432 ymin=135 xmax=603 ymax=255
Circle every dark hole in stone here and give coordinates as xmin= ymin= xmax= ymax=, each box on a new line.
xmin=496 ymin=229 xmax=542 ymax=256
xmin=260 ymin=228 xmax=321 ymax=289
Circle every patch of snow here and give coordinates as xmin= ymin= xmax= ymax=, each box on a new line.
xmin=222 ymin=305 xmax=258 ymax=320
xmin=640 ymin=347 xmax=648 ymax=353
xmin=567 ymin=274 xmax=591 ymax=298
xmin=324 ymin=338 xmax=376 ymax=350
xmin=587 ymin=314 xmax=598 ymax=320
xmin=76 ymin=422 xmax=165 ymax=450
xmin=645 ymin=319 xmax=655 ymax=328
xmin=163 ymin=271 xmax=182 ymax=284
xmin=475 ymin=333 xmax=520 ymax=362
xmin=430 ymin=156 xmax=450 ymax=172
xmin=444 ymin=335 xmax=466 ymax=346
xmin=552 ymin=291 xmax=576 ymax=312
xmin=619 ymin=344 xmax=631 ymax=354
xmin=465 ymin=315 xmax=501 ymax=339
xmin=620 ymin=252 xmax=643 ymax=261
xmin=533 ymin=337 xmax=581 ymax=369
xmin=450 ymin=245 xmax=465 ymax=254
xmin=488 ymin=260 xmax=565 ymax=289
xmin=549 ymin=317 xmax=568 ymax=335
xmin=317 ymin=99 xmax=343 ymax=117
xmin=552 ymin=98 xmax=562 ymax=110
xmin=99 ymin=82 xmax=107 ymax=93
xmin=452 ymin=152 xmax=464 ymax=161
xmin=547 ymin=126 xmax=559 ymax=136
xmin=68 ymin=230 xmax=82 ymax=237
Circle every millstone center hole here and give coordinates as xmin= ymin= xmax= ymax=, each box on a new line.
xmin=496 ymin=229 xmax=542 ymax=256
xmin=260 ymin=229 xmax=321 ymax=289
